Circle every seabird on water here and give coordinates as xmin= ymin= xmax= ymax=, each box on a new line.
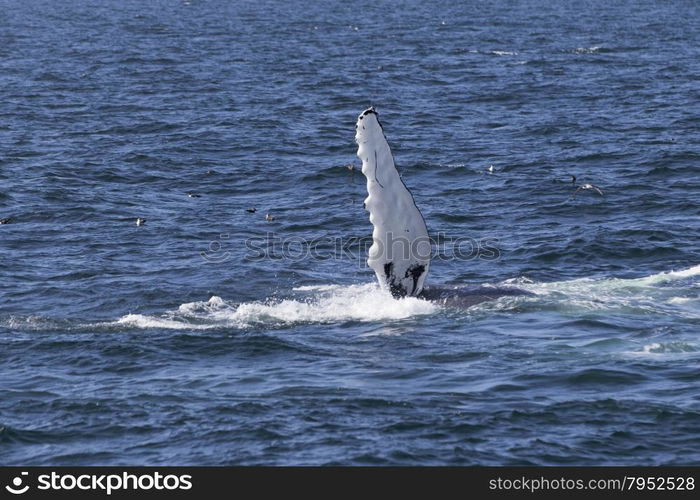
xmin=136 ymin=218 xmax=146 ymax=226
xmin=0 ymin=217 xmax=12 ymax=224
xmin=246 ymin=208 xmax=257 ymax=213
xmin=265 ymin=213 xmax=275 ymax=222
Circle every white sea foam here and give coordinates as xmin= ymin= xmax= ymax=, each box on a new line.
xmin=633 ymin=264 xmax=700 ymax=284
xmin=113 ymin=283 xmax=439 ymax=330
xmin=573 ymin=46 xmax=603 ymax=54
xmin=5 ymin=315 xmax=53 ymax=330
xmin=621 ymin=341 xmax=700 ymax=358
xmin=116 ymin=314 xmax=214 ymax=330
xmin=641 ymin=342 xmax=697 ymax=354
xmin=502 ymin=265 xmax=700 ymax=317
xmin=488 ymin=50 xmax=518 ymax=56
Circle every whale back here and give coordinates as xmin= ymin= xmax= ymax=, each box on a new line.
xmin=419 ymin=285 xmax=533 ymax=308
xmin=355 ymin=108 xmax=430 ymax=297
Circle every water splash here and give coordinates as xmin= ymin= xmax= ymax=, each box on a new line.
xmin=113 ymin=283 xmax=439 ymax=330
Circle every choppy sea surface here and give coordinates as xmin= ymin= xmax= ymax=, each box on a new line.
xmin=1 ymin=0 xmax=699 ymax=465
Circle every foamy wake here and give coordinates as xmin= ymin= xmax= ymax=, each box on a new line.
xmin=115 ymin=283 xmax=439 ymax=330
xmin=499 ymin=264 xmax=700 ymax=318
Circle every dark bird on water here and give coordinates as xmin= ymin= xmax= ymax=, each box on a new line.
xmin=553 ymin=174 xmax=577 ymax=184
xmin=0 ymin=217 xmax=12 ymax=224
xmin=246 ymin=208 xmax=257 ymax=213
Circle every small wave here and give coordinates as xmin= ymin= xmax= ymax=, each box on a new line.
xmin=486 ymin=50 xmax=518 ymax=56
xmin=465 ymin=49 xmax=519 ymax=57
xmin=572 ymin=46 xmax=604 ymax=54
xmin=635 ymin=264 xmax=700 ymax=284
xmin=622 ymin=341 xmax=700 ymax=358
xmin=112 ymin=284 xmax=439 ymax=330
xmin=566 ymin=368 xmax=645 ymax=386
xmin=667 ymin=297 xmax=698 ymax=305
xmin=641 ymin=342 xmax=697 ymax=354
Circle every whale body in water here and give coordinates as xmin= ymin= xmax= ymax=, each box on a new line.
xmin=355 ymin=107 xmax=530 ymax=308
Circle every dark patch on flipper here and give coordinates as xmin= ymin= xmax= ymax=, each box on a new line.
xmin=383 ymin=261 xmax=407 ymax=298
xmin=405 ymin=264 xmax=426 ymax=295
xmin=383 ymin=262 xmax=392 ymax=278
xmin=373 ymin=151 xmax=384 ymax=188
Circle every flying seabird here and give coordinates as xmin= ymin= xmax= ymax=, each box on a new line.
xmin=571 ymin=183 xmax=604 ymax=199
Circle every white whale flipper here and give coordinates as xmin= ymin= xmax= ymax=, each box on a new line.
xmin=355 ymin=108 xmax=430 ymax=297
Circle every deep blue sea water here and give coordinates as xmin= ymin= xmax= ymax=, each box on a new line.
xmin=1 ymin=0 xmax=699 ymax=465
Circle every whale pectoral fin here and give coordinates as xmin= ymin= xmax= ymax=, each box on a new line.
xmin=356 ymin=108 xmax=430 ymax=297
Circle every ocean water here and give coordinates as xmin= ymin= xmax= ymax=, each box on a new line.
xmin=1 ymin=0 xmax=699 ymax=465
